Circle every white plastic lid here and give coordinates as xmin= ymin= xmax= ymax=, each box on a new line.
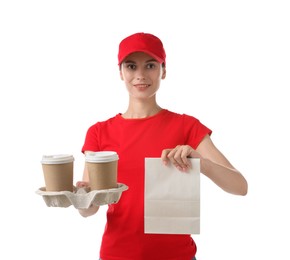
xmin=41 ymin=154 xmax=74 ymax=164
xmin=85 ymin=151 xmax=119 ymax=163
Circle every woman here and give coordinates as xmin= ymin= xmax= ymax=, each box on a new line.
xmin=77 ymin=32 xmax=248 ymax=260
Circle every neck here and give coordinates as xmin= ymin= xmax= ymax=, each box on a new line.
xmin=122 ymin=100 xmax=162 ymax=119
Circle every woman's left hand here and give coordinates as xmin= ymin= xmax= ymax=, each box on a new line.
xmin=161 ymin=145 xmax=201 ymax=172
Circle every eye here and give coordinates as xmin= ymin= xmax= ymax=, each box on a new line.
xmin=146 ymin=63 xmax=156 ymax=69
xmin=126 ymin=64 xmax=136 ymax=70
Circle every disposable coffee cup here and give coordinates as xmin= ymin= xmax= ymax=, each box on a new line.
xmin=85 ymin=151 xmax=119 ymax=190
xmin=41 ymin=154 xmax=74 ymax=192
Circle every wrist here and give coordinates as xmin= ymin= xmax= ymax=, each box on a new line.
xmin=200 ymin=157 xmax=211 ymax=175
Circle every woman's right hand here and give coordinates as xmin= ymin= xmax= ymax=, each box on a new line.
xmin=76 ymin=180 xmax=99 ymax=217
xmin=76 ymin=181 xmax=89 ymax=188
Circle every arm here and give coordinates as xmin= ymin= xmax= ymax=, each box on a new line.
xmin=161 ymin=134 xmax=248 ymax=196
xmin=76 ymin=163 xmax=100 ymax=217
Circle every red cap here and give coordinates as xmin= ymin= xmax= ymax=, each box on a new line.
xmin=118 ymin=32 xmax=166 ymax=66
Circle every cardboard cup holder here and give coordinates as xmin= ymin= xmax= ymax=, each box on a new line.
xmin=36 ymin=183 xmax=128 ymax=209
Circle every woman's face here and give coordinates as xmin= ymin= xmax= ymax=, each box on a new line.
xmin=120 ymin=52 xmax=166 ymax=101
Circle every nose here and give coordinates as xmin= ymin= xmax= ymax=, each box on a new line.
xmin=136 ymin=68 xmax=146 ymax=80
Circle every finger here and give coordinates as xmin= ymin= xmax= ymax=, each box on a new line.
xmin=76 ymin=181 xmax=88 ymax=188
xmin=169 ymin=146 xmax=193 ymax=171
xmin=161 ymin=149 xmax=172 ymax=165
xmin=167 ymin=147 xmax=187 ymax=171
xmin=180 ymin=146 xmax=192 ymax=169
xmin=173 ymin=149 xmax=189 ymax=170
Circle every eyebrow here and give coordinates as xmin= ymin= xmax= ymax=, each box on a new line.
xmin=124 ymin=58 xmax=158 ymax=64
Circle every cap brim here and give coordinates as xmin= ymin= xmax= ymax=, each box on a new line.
xmin=118 ymin=49 xmax=164 ymax=66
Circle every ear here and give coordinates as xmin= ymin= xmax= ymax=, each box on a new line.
xmin=161 ymin=66 xmax=166 ymax=80
xmin=119 ymin=68 xmax=124 ymax=81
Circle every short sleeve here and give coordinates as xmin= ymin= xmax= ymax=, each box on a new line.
xmin=81 ymin=123 xmax=101 ymax=153
xmin=182 ymin=114 xmax=212 ymax=149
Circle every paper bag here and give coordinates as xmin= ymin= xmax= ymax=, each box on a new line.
xmin=145 ymin=158 xmax=200 ymax=234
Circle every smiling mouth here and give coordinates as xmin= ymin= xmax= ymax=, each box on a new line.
xmin=134 ymin=84 xmax=150 ymax=88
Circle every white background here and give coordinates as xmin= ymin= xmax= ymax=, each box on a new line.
xmin=1 ymin=0 xmax=289 ymax=259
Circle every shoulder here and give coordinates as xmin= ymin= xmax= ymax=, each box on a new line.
xmin=166 ymin=109 xmax=212 ymax=133
xmin=165 ymin=110 xmax=200 ymax=123
xmin=86 ymin=114 xmax=120 ymax=132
